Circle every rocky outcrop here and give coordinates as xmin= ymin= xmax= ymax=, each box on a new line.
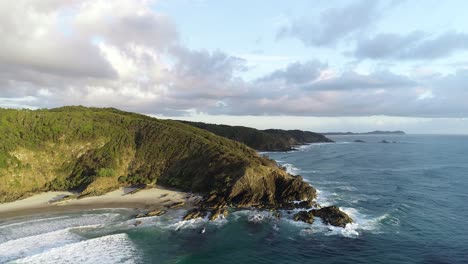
xmin=292 ymin=206 xmax=352 ymax=227
xmin=224 ymin=167 xmax=317 ymax=209
xmin=147 ymin=210 xmax=166 ymax=217
xmin=165 ymin=201 xmax=185 ymax=209
xmin=311 ymin=206 xmax=353 ymax=227
xmin=209 ymin=208 xmax=229 ymax=221
xmin=183 ymin=208 xmax=208 ymax=221
xmin=136 ymin=209 xmax=166 ymax=218
xmin=293 ymin=210 xmax=315 ymax=224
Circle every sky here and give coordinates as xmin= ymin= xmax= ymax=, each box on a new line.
xmin=1 ymin=0 xmax=468 ymax=133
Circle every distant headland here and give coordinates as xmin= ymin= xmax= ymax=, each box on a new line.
xmin=323 ymin=130 xmax=406 ymax=135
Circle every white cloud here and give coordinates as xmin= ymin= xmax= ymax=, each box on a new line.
xmin=417 ymin=90 xmax=434 ymax=101
xmin=1 ymin=0 xmax=468 ymax=122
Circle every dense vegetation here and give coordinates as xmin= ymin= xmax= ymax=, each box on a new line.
xmin=0 ymin=106 xmax=299 ymax=204
xmin=180 ymin=121 xmax=333 ymax=151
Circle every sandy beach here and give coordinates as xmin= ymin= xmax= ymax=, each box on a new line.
xmin=0 ymin=187 xmax=197 ymax=218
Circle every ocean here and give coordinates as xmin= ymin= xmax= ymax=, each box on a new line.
xmin=1 ymin=135 xmax=467 ymax=263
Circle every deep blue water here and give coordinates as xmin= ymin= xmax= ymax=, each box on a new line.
xmin=1 ymin=135 xmax=468 ymax=263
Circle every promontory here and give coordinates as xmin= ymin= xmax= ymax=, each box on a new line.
xmin=0 ymin=106 xmax=351 ymax=227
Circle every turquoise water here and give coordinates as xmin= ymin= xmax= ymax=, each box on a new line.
xmin=1 ymin=135 xmax=467 ymax=263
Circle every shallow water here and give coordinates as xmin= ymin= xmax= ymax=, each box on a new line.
xmin=1 ymin=135 xmax=467 ymax=263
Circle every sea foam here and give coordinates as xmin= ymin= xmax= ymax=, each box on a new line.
xmin=0 ymin=212 xmax=120 ymax=243
xmin=0 ymin=226 xmax=97 ymax=263
xmin=13 ymin=233 xmax=139 ymax=264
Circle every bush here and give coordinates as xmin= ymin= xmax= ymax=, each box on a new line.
xmin=97 ymin=168 xmax=115 ymax=177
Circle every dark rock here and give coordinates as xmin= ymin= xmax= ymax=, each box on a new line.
xmin=183 ymin=208 xmax=207 ymax=221
xmin=134 ymin=220 xmax=143 ymax=226
xmin=293 ymin=210 xmax=315 ymax=224
xmin=165 ymin=201 xmax=185 ymax=209
xmin=311 ymin=206 xmax=353 ymax=227
xmin=269 ymin=209 xmax=281 ymax=219
xmin=126 ymin=187 xmax=144 ymax=195
xmin=380 ymin=140 xmax=390 ymax=144
xmin=354 ymin=139 xmax=366 ymax=143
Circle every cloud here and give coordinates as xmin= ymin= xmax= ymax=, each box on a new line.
xmin=171 ymin=47 xmax=247 ymax=82
xmin=73 ymin=0 xmax=178 ymax=50
xmin=2 ymin=0 xmax=468 ymax=120
xmin=353 ymin=31 xmax=468 ymax=60
xmin=204 ymin=63 xmax=468 ymax=118
xmin=257 ymin=60 xmax=326 ymax=85
xmin=307 ymin=70 xmax=416 ymax=91
xmin=277 ymin=0 xmax=381 ymax=46
xmin=0 ymin=1 xmax=116 ymax=79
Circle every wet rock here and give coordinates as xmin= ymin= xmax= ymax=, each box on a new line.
xmin=275 ymin=176 xmax=317 ymax=206
xmin=209 ymin=208 xmax=229 ymax=221
xmin=135 ymin=213 xmax=146 ymax=218
xmin=354 ymin=140 xmax=366 ymax=143
xmin=295 ymin=199 xmax=316 ymax=209
xmin=135 ymin=209 xmax=166 ymax=218
xmin=183 ymin=208 xmax=207 ymax=221
xmin=311 ymin=206 xmax=353 ymax=227
xmin=380 ymin=140 xmax=390 ymax=144
xmin=165 ymin=201 xmax=185 ymax=209
xmin=272 ymin=211 xmax=281 ymax=220
xmin=146 ymin=210 xmax=166 ymax=217
xmin=134 ymin=220 xmax=143 ymax=226
xmin=293 ymin=210 xmax=315 ymax=224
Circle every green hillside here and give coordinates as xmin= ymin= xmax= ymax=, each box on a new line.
xmin=180 ymin=121 xmax=333 ymax=151
xmin=0 ymin=106 xmax=315 ymax=207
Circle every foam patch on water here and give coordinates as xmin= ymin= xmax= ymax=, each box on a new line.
xmin=315 ymin=189 xmax=339 ymax=206
xmin=339 ymin=207 xmax=396 ymax=235
xmin=282 ymin=203 xmax=394 ymax=238
xmin=0 ymin=212 xmax=121 ymax=243
xmin=232 ymin=210 xmax=278 ymax=224
xmin=13 ymin=233 xmax=139 ymax=264
xmin=0 ymin=216 xmax=70 ymax=230
xmin=335 ymin=186 xmax=357 ymax=191
xmin=282 ymin=163 xmax=301 ymax=175
xmin=296 ymin=142 xmax=337 ymax=151
xmin=0 ymin=226 xmax=98 ymax=263
xmin=172 ymin=217 xmax=207 ymax=231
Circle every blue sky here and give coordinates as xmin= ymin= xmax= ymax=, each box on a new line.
xmin=1 ymin=0 xmax=468 ymax=133
xmin=155 ymin=0 xmax=468 ymax=79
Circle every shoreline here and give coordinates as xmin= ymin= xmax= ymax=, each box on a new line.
xmin=0 ymin=187 xmax=197 ymax=219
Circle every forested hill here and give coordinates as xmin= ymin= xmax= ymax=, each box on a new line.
xmin=180 ymin=121 xmax=333 ymax=151
xmin=0 ymin=106 xmax=315 ymax=207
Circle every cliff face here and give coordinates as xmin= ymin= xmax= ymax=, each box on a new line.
xmin=0 ymin=107 xmax=316 ymax=207
xmin=180 ymin=121 xmax=333 ymax=151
